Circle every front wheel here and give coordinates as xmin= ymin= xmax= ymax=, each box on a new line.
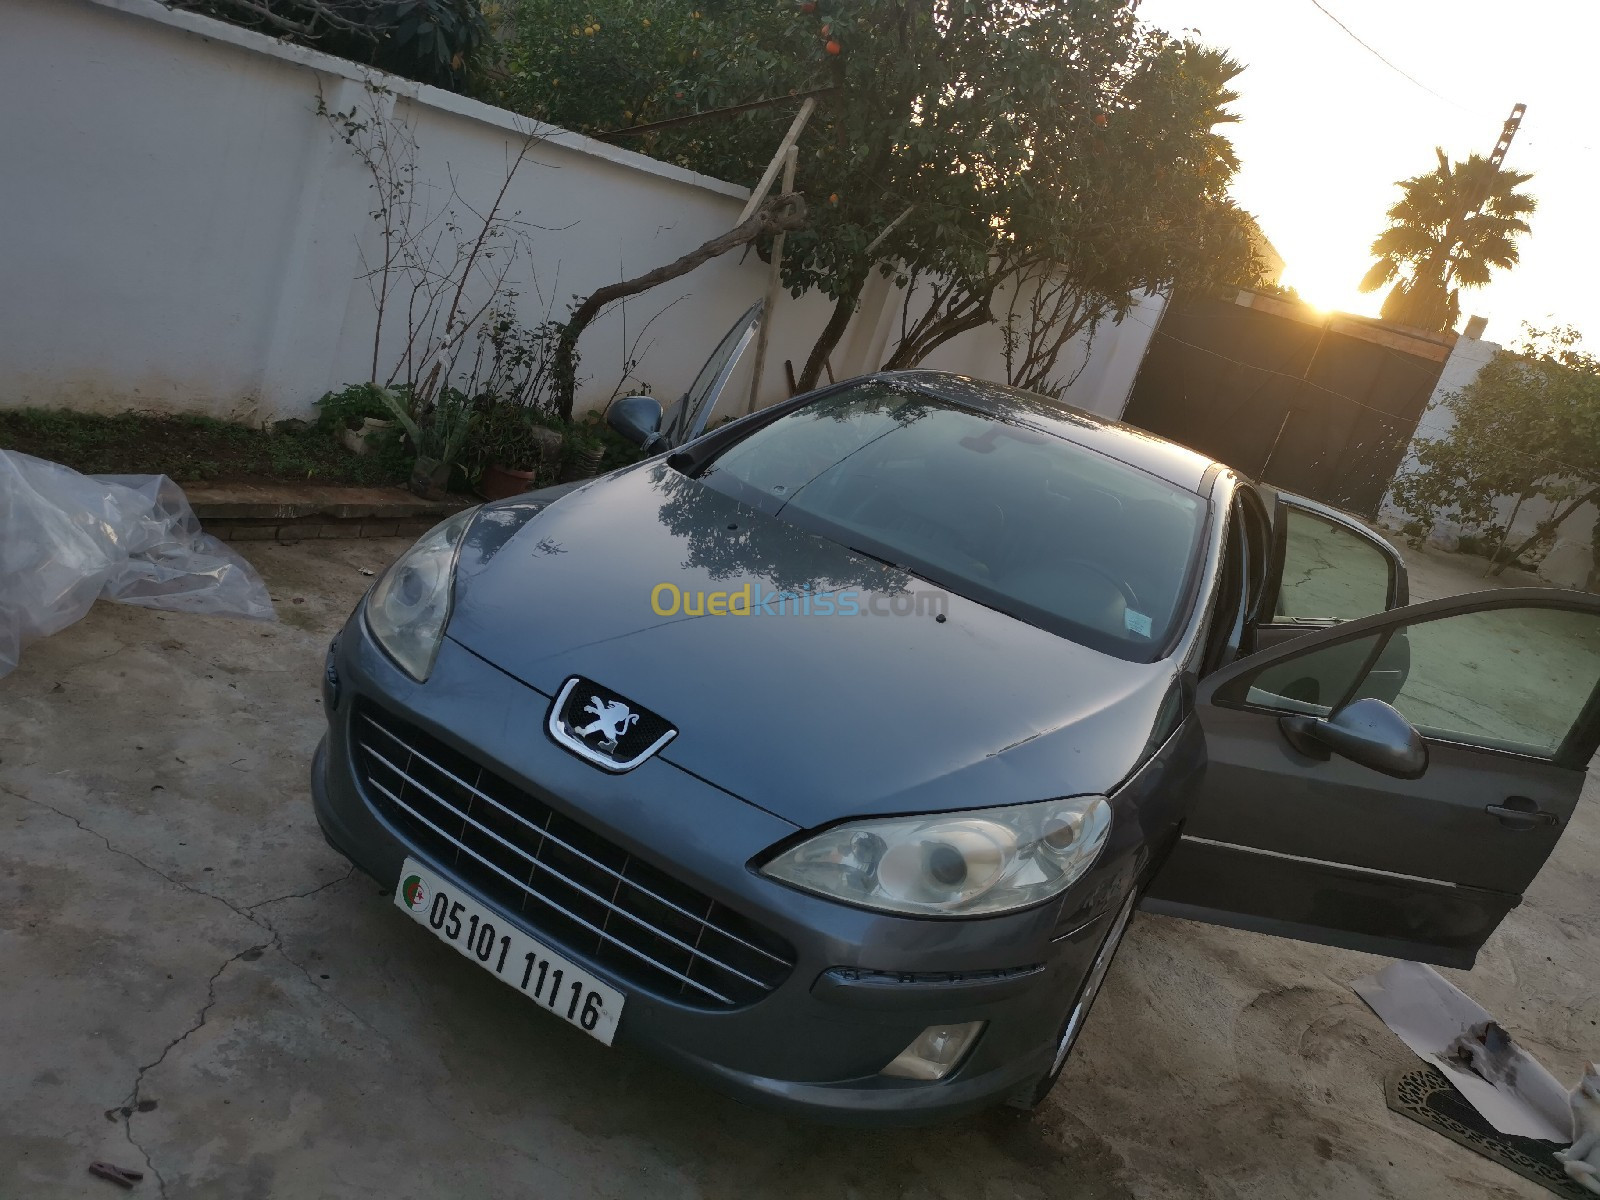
xmin=1007 ymin=886 xmax=1139 ymax=1111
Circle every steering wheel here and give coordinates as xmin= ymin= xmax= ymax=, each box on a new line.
xmin=1056 ymin=559 xmax=1141 ymax=612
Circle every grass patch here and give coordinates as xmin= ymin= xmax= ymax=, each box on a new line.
xmin=0 ymin=408 xmax=409 ymax=486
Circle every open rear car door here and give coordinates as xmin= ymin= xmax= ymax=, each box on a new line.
xmin=1144 ymin=588 xmax=1600 ymax=968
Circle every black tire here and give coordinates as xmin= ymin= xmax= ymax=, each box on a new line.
xmin=1007 ymin=886 xmax=1139 ymax=1111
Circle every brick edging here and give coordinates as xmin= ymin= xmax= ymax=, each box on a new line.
xmin=207 ymin=514 xmax=442 ymax=542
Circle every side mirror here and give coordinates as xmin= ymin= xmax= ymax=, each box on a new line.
xmin=1279 ymin=697 xmax=1428 ymax=780
xmin=606 ymin=395 xmax=665 ymax=452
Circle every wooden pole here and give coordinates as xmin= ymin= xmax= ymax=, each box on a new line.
xmin=746 ymin=144 xmax=798 ymax=415
xmin=864 ymin=205 xmax=914 ymax=256
xmin=736 ymin=98 xmax=815 ymax=225
xmin=596 ymin=86 xmax=836 ymax=141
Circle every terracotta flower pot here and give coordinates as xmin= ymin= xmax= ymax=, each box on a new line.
xmin=480 ymin=462 xmax=539 ymax=501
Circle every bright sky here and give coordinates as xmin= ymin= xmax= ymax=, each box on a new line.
xmin=1136 ymin=0 xmax=1600 ymax=348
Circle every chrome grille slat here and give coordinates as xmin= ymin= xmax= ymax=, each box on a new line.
xmin=359 ymin=714 xmax=789 ymax=966
xmin=353 ymin=704 xmax=795 ymax=1010
xmin=366 ymin=775 xmax=735 ymax=1004
xmin=360 ymin=741 xmax=770 ymax=989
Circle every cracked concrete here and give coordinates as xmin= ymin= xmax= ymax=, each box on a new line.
xmin=2 ymin=536 xmax=1597 ymax=1198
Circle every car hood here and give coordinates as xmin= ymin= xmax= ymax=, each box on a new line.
xmin=447 ymin=464 xmax=1178 ymax=826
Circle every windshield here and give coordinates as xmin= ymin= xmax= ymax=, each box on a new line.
xmin=696 ymin=382 xmax=1208 ymax=660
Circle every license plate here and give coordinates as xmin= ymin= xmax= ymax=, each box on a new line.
xmin=394 ymin=858 xmax=624 ymax=1045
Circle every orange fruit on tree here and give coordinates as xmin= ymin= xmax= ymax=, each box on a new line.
xmin=825 ymin=38 xmax=841 ymax=54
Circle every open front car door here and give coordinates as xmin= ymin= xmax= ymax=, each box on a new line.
xmin=1144 ymin=588 xmax=1600 ymax=968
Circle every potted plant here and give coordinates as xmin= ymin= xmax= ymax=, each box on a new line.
xmin=375 ymin=386 xmax=476 ymax=499
xmin=342 ymin=416 xmax=394 ymax=456
xmin=559 ymin=431 xmax=606 ymax=483
xmin=477 ymin=405 xmax=565 ymax=500
xmin=315 ymin=383 xmax=395 ymax=455
xmin=557 ymin=408 xmax=646 ymax=483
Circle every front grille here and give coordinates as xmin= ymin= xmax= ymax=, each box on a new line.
xmin=353 ymin=702 xmax=795 ymax=1008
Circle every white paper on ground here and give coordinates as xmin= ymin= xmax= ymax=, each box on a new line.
xmin=1352 ymin=960 xmax=1572 ymax=1142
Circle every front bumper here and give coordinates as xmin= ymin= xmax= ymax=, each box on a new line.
xmin=311 ymin=618 xmax=1124 ymax=1124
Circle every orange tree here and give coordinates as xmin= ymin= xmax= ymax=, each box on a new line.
xmin=491 ymin=1 xmax=1255 ymax=399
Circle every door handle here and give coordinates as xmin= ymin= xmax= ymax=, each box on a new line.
xmin=1485 ymin=798 xmax=1560 ymax=830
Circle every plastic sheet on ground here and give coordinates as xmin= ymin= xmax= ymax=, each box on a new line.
xmin=0 ymin=450 xmax=275 ymax=678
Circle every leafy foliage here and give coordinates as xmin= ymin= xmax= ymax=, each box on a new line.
xmin=380 ymin=0 xmax=490 ymax=88
xmin=491 ymin=0 xmax=1258 ymax=390
xmin=488 ymin=2 xmax=817 ymax=180
xmin=465 ymin=400 xmax=563 ymax=475
xmin=0 ymin=407 xmax=410 ymax=486
xmin=995 ymin=41 xmax=1260 ymax=394
xmin=1358 ymin=150 xmax=1536 ymax=333
xmin=175 ymin=0 xmax=488 ymax=90
xmin=315 ymin=382 xmax=395 ymax=431
xmin=1389 ymin=326 xmax=1600 ymax=574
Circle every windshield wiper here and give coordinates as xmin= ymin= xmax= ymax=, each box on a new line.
xmin=846 ymin=544 xmax=915 ymax=573
xmin=666 ymin=448 xmax=705 ymax=475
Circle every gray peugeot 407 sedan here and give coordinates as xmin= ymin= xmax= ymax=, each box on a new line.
xmin=311 ymin=317 xmax=1600 ymax=1124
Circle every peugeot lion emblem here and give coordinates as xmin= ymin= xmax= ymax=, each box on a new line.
xmin=548 ymin=677 xmax=677 ymax=773
xmin=576 ymin=695 xmax=638 ymax=754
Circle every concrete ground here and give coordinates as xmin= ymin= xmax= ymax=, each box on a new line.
xmin=2 ymin=537 xmax=1595 ymax=1199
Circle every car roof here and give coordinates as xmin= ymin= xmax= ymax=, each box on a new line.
xmin=877 ymin=369 xmax=1219 ymax=494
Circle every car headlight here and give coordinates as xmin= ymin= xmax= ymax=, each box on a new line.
xmin=364 ymin=507 xmax=478 ymax=681
xmin=760 ymin=794 xmax=1112 ymax=917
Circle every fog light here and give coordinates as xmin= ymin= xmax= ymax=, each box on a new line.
xmin=323 ymin=640 xmax=342 ymax=711
xmin=880 ymin=1021 xmax=986 ymax=1081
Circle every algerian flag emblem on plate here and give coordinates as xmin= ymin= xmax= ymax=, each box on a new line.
xmin=401 ymin=874 xmax=428 ymax=912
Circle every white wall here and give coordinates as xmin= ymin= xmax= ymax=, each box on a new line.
xmin=0 ymin=0 xmax=1157 ymax=424
xmin=893 ymin=274 xmax=1165 ymax=419
xmin=1383 ymin=333 xmax=1596 ymax=588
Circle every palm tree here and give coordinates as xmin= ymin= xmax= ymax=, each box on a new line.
xmin=1180 ymin=43 xmax=1245 ymax=178
xmin=1358 ymin=149 xmax=1535 ymax=333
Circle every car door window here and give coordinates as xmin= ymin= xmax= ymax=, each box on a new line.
xmin=1370 ymin=607 xmax=1600 ymax=756
xmin=1240 ymin=632 xmax=1381 ymax=715
xmin=1226 ymin=604 xmax=1600 ymax=759
xmin=660 ymin=301 xmax=763 ymax=446
xmin=1274 ymin=506 xmax=1393 ymax=620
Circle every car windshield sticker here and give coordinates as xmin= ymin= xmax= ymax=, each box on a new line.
xmin=1124 ymin=609 xmax=1153 ymax=638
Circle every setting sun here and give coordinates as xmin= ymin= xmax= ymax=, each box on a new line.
xmin=1139 ymin=0 xmax=1600 ymax=346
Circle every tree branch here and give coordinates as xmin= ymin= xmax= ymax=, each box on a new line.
xmin=551 ymin=193 xmax=808 ymax=419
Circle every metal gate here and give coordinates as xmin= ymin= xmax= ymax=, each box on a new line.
xmin=1122 ymin=292 xmax=1449 ymax=518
